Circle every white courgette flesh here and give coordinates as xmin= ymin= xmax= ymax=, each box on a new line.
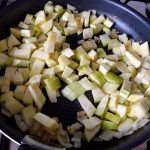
xmin=78 ymin=94 xmax=96 ymax=117
xmin=95 ymin=95 xmax=109 ymax=118
xmin=34 ymin=112 xmax=59 ymax=132
xmin=83 ymin=116 xmax=101 ymax=131
xmin=92 ymin=88 xmax=105 ymax=103
xmin=28 ymin=83 xmax=46 ymax=111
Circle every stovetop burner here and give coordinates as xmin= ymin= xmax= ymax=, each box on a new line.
xmin=0 ymin=0 xmax=150 ymax=150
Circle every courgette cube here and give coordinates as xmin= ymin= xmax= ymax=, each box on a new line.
xmin=104 ymin=72 xmax=123 ymax=84
xmin=0 ymin=39 xmax=8 ymax=52
xmin=22 ymin=88 xmax=33 ymax=105
xmin=61 ymin=81 xmax=85 ymax=101
xmin=22 ymin=105 xmax=36 ymax=126
xmin=34 ymin=112 xmax=59 ymax=133
xmin=89 ymin=71 xmax=106 ymax=88
xmin=28 ymin=83 xmax=46 ymax=111
xmin=104 ymin=112 xmax=121 ymax=124
xmin=5 ymin=97 xmax=24 ymax=115
xmin=78 ymin=94 xmax=96 ymax=117
xmin=95 ymin=95 xmax=109 ymax=118
xmin=102 ymin=120 xmax=118 ymax=130
xmin=44 ymin=76 xmax=61 ymax=90
xmin=84 ymin=126 xmax=101 ymax=142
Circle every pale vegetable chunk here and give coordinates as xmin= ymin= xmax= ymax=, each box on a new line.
xmin=139 ymin=41 xmax=149 ymax=58
xmin=101 ymin=120 xmax=118 ymax=130
xmin=28 ymin=83 xmax=46 ymax=111
xmin=30 ymin=59 xmax=45 ymax=77
xmin=78 ymin=94 xmax=96 ymax=117
xmin=31 ymin=49 xmax=50 ymax=60
xmin=104 ymin=17 xmax=114 ymax=28
xmin=61 ymin=11 xmax=71 ymax=21
xmin=14 ymin=49 xmax=32 ymax=60
xmin=5 ymin=97 xmax=24 ymax=115
xmin=44 ymin=76 xmax=61 ymax=90
xmin=120 ymin=79 xmax=131 ymax=99
xmin=102 ymin=82 xmax=120 ymax=94
xmin=22 ymin=105 xmax=36 ymax=126
xmin=44 ymin=31 xmax=57 ymax=53
xmin=64 ymin=27 xmax=77 ymax=36
xmin=21 ymin=30 xmax=34 ymax=37
xmin=92 ymin=88 xmax=105 ymax=103
xmin=108 ymin=96 xmax=119 ymax=113
xmin=99 ymin=63 xmax=111 ymax=75
xmin=8 ymin=34 xmax=20 ymax=49
xmin=127 ymin=93 xmax=144 ymax=103
xmin=99 ymin=130 xmax=114 ymax=141
xmin=58 ymin=55 xmax=71 ymax=69
xmin=104 ymin=72 xmax=123 ymax=84
xmin=18 ymin=21 xmax=29 ymax=29
xmin=35 ymin=10 xmax=46 ymax=25
xmin=95 ymin=95 xmax=109 ymax=118
xmin=104 ymin=112 xmax=121 ymax=124
xmin=13 ymin=71 xmax=24 ymax=85
xmin=79 ymin=77 xmax=95 ymax=91
xmin=145 ymin=86 xmax=150 ymax=97
xmin=88 ymin=50 xmax=97 ymax=61
xmin=42 ymin=68 xmax=55 ymax=79
xmin=61 ymin=48 xmax=74 ymax=58
xmin=89 ymin=71 xmax=106 ymax=88
xmin=118 ymin=118 xmax=134 ymax=133
xmin=118 ymin=34 xmax=128 ymax=44
xmin=40 ymin=19 xmax=53 ymax=34
xmin=116 ymin=62 xmax=129 ymax=73
xmin=62 ymin=81 xmax=85 ymax=101
xmin=34 ymin=112 xmax=59 ymax=133
xmin=83 ymin=28 xmax=93 ymax=39
xmin=77 ymin=65 xmax=93 ymax=76
xmin=129 ymin=101 xmax=149 ymax=119
xmin=116 ymin=104 xmax=127 ymax=119
xmin=125 ymin=51 xmax=142 ymax=68
xmin=22 ymin=88 xmax=33 ymax=105
xmin=0 ymin=77 xmax=10 ymax=93
xmin=24 ymin=14 xmax=34 ymax=25
xmin=62 ymin=66 xmax=73 ymax=78
xmin=75 ymin=46 xmax=90 ymax=60
xmin=45 ymin=86 xmax=57 ymax=103
xmin=14 ymin=85 xmax=26 ymax=101
xmin=82 ymin=40 xmax=97 ymax=52
xmin=0 ymin=39 xmax=8 ymax=52
xmin=82 ymin=11 xmax=90 ymax=27
xmin=0 ymin=91 xmax=13 ymax=104
xmin=84 ymin=126 xmax=101 ymax=142
xmin=18 ymin=68 xmax=30 ymax=82
xmin=12 ymin=59 xmax=30 ymax=67
xmin=100 ymin=34 xmax=110 ymax=47
xmin=10 ymin=28 xmax=21 ymax=39
xmin=92 ymin=15 xmax=105 ymax=25
xmin=83 ymin=117 xmax=101 ymax=131
xmin=26 ymin=74 xmax=42 ymax=86
xmin=4 ymin=66 xmax=17 ymax=82
xmin=0 ymin=53 xmax=9 ymax=68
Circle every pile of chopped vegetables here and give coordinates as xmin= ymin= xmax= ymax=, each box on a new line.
xmin=0 ymin=1 xmax=150 ymax=148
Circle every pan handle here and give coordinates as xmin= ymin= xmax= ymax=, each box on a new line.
xmin=19 ymin=135 xmax=66 ymax=150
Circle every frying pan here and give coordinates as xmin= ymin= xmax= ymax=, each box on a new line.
xmin=0 ymin=0 xmax=150 ymax=150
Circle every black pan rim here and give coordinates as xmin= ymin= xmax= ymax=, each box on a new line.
xmin=0 ymin=0 xmax=150 ymax=150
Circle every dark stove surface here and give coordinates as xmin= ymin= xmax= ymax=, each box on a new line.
xmin=0 ymin=0 xmax=150 ymax=150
